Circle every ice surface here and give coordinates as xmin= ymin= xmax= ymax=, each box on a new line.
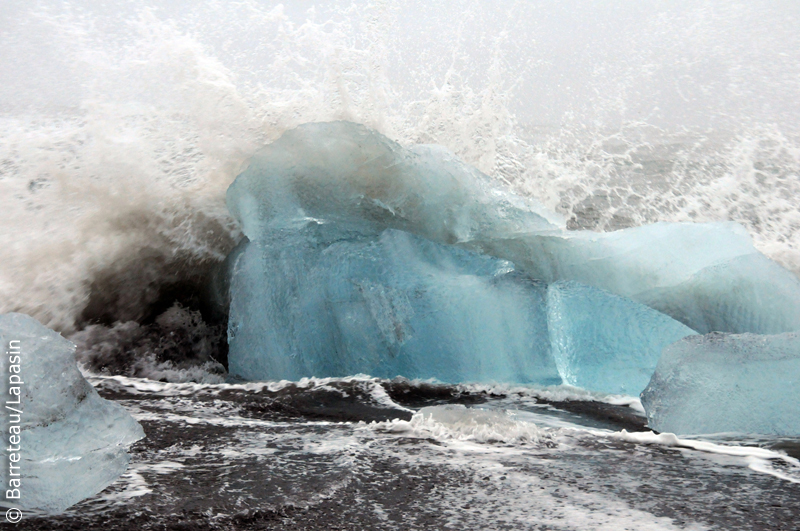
xmin=641 ymin=332 xmax=800 ymax=435
xmin=225 ymin=121 xmax=800 ymax=387
xmin=226 ymin=121 xmax=562 ymax=244
xmin=635 ymin=252 xmax=800 ymax=334
xmin=472 ymin=221 xmax=800 ymax=334
xmin=0 ymin=313 xmax=145 ymax=513
xmin=228 ymin=228 xmax=560 ymax=384
xmin=228 ymin=122 xmax=800 ymax=338
xmin=228 ymin=226 xmax=697 ymax=391
xmin=547 ymin=281 xmax=696 ymax=395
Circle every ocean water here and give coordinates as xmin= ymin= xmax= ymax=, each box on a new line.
xmin=2 ymin=1 xmax=800 ymax=529
xmin=12 ymin=376 xmax=800 ymax=530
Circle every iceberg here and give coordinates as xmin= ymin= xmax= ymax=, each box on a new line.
xmin=640 ymin=332 xmax=800 ymax=435
xmin=0 ymin=313 xmax=144 ymax=514
xmin=547 ymin=281 xmax=696 ymax=395
xmin=227 ymin=227 xmax=695 ymax=391
xmin=226 ymin=122 xmax=562 ymax=245
xmin=225 ymin=121 xmax=800 ymax=388
xmin=471 ymin=222 xmax=800 ymax=334
xmin=228 ymin=122 xmax=800 ymax=337
xmin=228 ymin=228 xmax=560 ymax=384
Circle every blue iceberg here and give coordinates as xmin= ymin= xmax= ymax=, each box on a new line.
xmin=472 ymin=221 xmax=800 ymax=334
xmin=0 ymin=313 xmax=144 ymax=514
xmin=225 ymin=121 xmax=800 ymax=390
xmin=228 ymin=228 xmax=559 ymax=384
xmin=228 ymin=122 xmax=800 ymax=336
xmin=547 ymin=281 xmax=696 ymax=395
xmin=641 ymin=332 xmax=800 ymax=436
xmin=226 ymin=122 xmax=561 ymax=245
xmin=228 ymin=229 xmax=696 ymax=391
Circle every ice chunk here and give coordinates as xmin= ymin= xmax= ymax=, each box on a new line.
xmin=636 ymin=253 xmax=800 ymax=334
xmin=640 ymin=332 xmax=800 ymax=435
xmin=228 ymin=228 xmax=560 ymax=384
xmin=471 ymin=221 xmax=800 ymax=334
xmin=225 ymin=122 xmax=800 ymax=387
xmin=0 ymin=313 xmax=144 ymax=513
xmin=226 ymin=121 xmax=562 ymax=244
xmin=547 ymin=281 xmax=697 ymax=395
xmin=228 ymin=122 xmax=800 ymax=337
xmin=228 ymin=226 xmax=700 ymax=392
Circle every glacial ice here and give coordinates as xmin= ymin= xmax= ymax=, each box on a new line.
xmin=0 ymin=313 xmax=144 ymax=514
xmin=472 ymin=221 xmax=800 ymax=334
xmin=228 ymin=228 xmax=560 ymax=384
xmin=226 ymin=122 xmax=562 ymax=245
xmin=227 ymin=226 xmax=696 ymax=390
xmin=547 ymin=281 xmax=696 ymax=395
xmin=228 ymin=122 xmax=800 ymax=336
xmin=641 ymin=332 xmax=800 ymax=436
xmin=225 ymin=121 xmax=800 ymax=390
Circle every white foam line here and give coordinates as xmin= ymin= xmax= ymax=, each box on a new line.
xmin=455 ymin=381 xmax=647 ymax=412
xmin=598 ymin=429 xmax=800 ymax=483
xmin=360 ymin=380 xmax=416 ymax=413
xmin=611 ymin=429 xmax=799 ymax=462
xmin=89 ymin=373 xmax=409 ymax=396
xmin=88 ymin=375 xmax=217 ymax=395
xmin=137 ymin=461 xmax=186 ymax=474
xmin=131 ymin=408 xmax=343 ymax=429
xmin=108 ymin=469 xmax=152 ymax=500
xmin=746 ymin=457 xmax=800 ymax=484
xmin=605 ymin=396 xmax=646 ymax=414
xmin=89 ymin=375 xmax=644 ymax=412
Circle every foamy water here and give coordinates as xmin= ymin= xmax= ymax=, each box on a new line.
xmin=18 ymin=374 xmax=791 ymax=530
